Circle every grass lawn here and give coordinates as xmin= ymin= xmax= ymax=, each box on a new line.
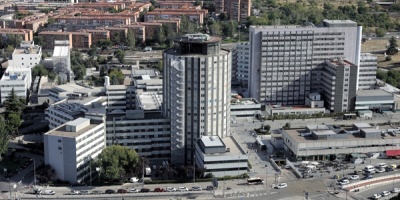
xmin=361 ymin=39 xmax=400 ymax=70
xmin=361 ymin=39 xmax=388 ymax=52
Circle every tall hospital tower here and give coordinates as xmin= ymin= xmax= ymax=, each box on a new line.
xmin=249 ymin=20 xmax=362 ymax=106
xmin=163 ymin=34 xmax=232 ymax=165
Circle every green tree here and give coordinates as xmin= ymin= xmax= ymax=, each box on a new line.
xmin=3 ymin=88 xmax=25 ymax=117
xmin=93 ymin=145 xmax=139 ymax=182
xmin=32 ymin=64 xmax=48 ymax=78
xmin=376 ymin=28 xmax=386 ymax=37
xmin=97 ymin=39 xmax=112 ymax=50
xmin=111 ymin=32 xmax=121 ymax=45
xmin=115 ymin=50 xmax=125 ymax=64
xmin=386 ymin=36 xmax=399 ymax=55
xmin=88 ymin=45 xmax=99 ymax=57
xmin=72 ymin=64 xmax=86 ymax=80
xmin=33 ymin=36 xmax=45 ymax=47
xmin=48 ymin=17 xmax=55 ymax=24
xmin=5 ymin=45 xmax=14 ymax=55
xmin=109 ymin=69 xmax=124 ymax=85
xmin=163 ymin=24 xmax=176 ymax=47
xmin=37 ymin=164 xmax=56 ymax=183
xmin=155 ymin=26 xmax=166 ymax=45
xmin=125 ymin=30 xmax=136 ymax=49
xmin=209 ymin=22 xmax=222 ymax=35
xmin=7 ymin=113 xmax=21 ymax=137
xmin=0 ymin=116 xmax=9 ymax=157
xmin=218 ymin=13 xmax=228 ymax=21
xmin=7 ymin=35 xmax=22 ymax=47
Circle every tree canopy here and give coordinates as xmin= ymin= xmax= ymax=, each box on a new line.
xmin=0 ymin=116 xmax=9 ymax=157
xmin=387 ymin=36 xmax=399 ymax=55
xmin=32 ymin=64 xmax=48 ymax=78
xmin=109 ymin=69 xmax=124 ymax=85
xmin=93 ymin=145 xmax=139 ymax=182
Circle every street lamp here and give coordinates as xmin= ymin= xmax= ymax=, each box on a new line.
xmin=193 ymin=155 xmax=196 ymax=185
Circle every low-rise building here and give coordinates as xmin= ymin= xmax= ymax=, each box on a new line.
xmin=9 ymin=41 xmax=42 ymax=69
xmin=0 ymin=28 xmax=33 ymax=42
xmin=48 ymin=83 xmax=102 ymax=102
xmin=71 ymin=31 xmax=92 ymax=49
xmin=56 ymin=15 xmax=130 ymax=27
xmin=79 ymin=29 xmax=109 ymax=44
xmin=44 ymin=117 xmax=106 ymax=184
xmin=144 ymin=9 xmax=205 ymax=24
xmin=195 ymin=135 xmax=248 ymax=177
xmin=119 ymin=25 xmax=145 ymax=43
xmin=282 ymin=124 xmax=400 ymax=161
xmin=0 ymin=66 xmax=31 ymax=103
xmin=38 ymin=31 xmax=72 ymax=49
xmin=355 ymin=89 xmax=394 ymax=111
xmin=230 ymin=97 xmax=261 ymax=117
xmin=359 ymin=53 xmax=377 ymax=90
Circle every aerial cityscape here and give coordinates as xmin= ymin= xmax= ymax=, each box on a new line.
xmin=1 ymin=0 xmax=400 ymax=199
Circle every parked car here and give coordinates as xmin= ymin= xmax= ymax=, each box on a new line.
xmin=364 ymin=175 xmax=373 ymax=180
xmin=80 ymin=190 xmax=91 ymax=195
xmin=69 ymin=190 xmax=80 ymax=195
xmin=373 ymin=193 xmax=382 ymax=199
xmin=206 ymin=186 xmax=214 ymax=191
xmin=105 ymin=189 xmax=116 ymax=194
xmin=381 ymin=191 xmax=391 ymax=196
xmin=377 ymin=163 xmax=388 ymax=169
xmin=42 ymin=190 xmax=55 ymax=195
xmin=91 ymin=190 xmax=102 ymax=195
xmin=130 ymin=177 xmax=139 ymax=183
xmin=349 ymin=175 xmax=359 ymax=180
xmin=178 ymin=187 xmax=188 ymax=192
xmin=166 ymin=187 xmax=176 ymax=192
xmin=376 ymin=168 xmax=385 ymax=173
xmin=392 ymin=188 xmax=400 ymax=193
xmin=117 ymin=189 xmax=127 ymax=194
xmin=275 ymin=183 xmax=288 ymax=189
xmin=129 ymin=189 xmax=138 ymax=193
xmin=191 ymin=186 xmax=202 ymax=191
xmin=339 ymin=179 xmax=350 ymax=185
xmin=386 ymin=167 xmax=394 ymax=172
xmin=154 ymin=188 xmax=165 ymax=192
xmin=140 ymin=188 xmax=150 ymax=193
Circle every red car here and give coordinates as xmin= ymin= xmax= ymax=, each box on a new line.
xmin=154 ymin=188 xmax=165 ymax=192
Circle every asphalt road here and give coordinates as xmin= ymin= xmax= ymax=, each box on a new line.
xmin=357 ymin=181 xmax=400 ymax=200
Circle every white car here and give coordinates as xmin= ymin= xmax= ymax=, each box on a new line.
xmin=377 ymin=163 xmax=388 ymax=169
xmin=42 ymin=190 xmax=55 ymax=195
xmin=382 ymin=191 xmax=391 ymax=196
xmin=275 ymin=183 xmax=288 ymax=189
xmin=392 ymin=188 xmax=400 ymax=193
xmin=376 ymin=168 xmax=385 ymax=173
xmin=349 ymin=175 xmax=359 ymax=180
xmin=339 ymin=179 xmax=350 ymax=185
xmin=129 ymin=189 xmax=138 ymax=193
xmin=130 ymin=177 xmax=139 ymax=182
xmin=165 ymin=187 xmax=176 ymax=192
xmin=178 ymin=187 xmax=188 ymax=192
xmin=373 ymin=193 xmax=382 ymax=199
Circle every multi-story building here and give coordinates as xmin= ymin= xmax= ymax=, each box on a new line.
xmin=78 ymin=29 xmax=110 ymax=45
xmin=81 ymin=10 xmax=140 ymax=24
xmin=358 ymin=53 xmax=377 ymax=90
xmin=131 ymin=22 xmax=162 ymax=41
xmin=195 ymin=135 xmax=248 ymax=177
xmin=236 ymin=42 xmax=250 ymax=87
xmin=249 ymin=20 xmax=362 ymax=107
xmin=144 ymin=9 xmax=205 ymax=24
xmin=46 ymin=102 xmax=87 ymax=129
xmin=119 ymin=25 xmax=145 ymax=43
xmin=38 ymin=31 xmax=72 ymax=49
xmin=163 ymin=34 xmax=231 ymax=165
xmin=105 ymin=84 xmax=127 ymax=112
xmin=9 ymin=41 xmax=42 ymax=69
xmin=55 ymin=16 xmax=130 ymax=27
xmin=147 ymin=18 xmax=180 ymax=33
xmin=0 ymin=28 xmax=33 ymax=42
xmin=102 ymin=27 xmax=128 ymax=41
xmin=70 ymin=31 xmax=92 ymax=49
xmin=225 ymin=0 xmax=251 ymax=22
xmin=0 ymin=66 xmax=31 ymax=103
xmin=313 ymin=59 xmax=358 ymax=112
xmin=44 ymin=117 xmax=106 ymax=184
xmin=72 ymin=3 xmax=126 ymax=10
xmin=53 ymin=40 xmax=73 ymax=82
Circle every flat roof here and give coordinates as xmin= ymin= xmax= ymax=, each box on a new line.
xmin=46 ymin=121 xmax=99 ymax=138
xmin=361 ymin=128 xmax=380 ymax=133
xmin=106 ymin=85 xmax=126 ymax=90
xmin=313 ymin=130 xmax=336 ymax=136
xmin=306 ymin=125 xmax=330 ymax=130
xmin=353 ymin=123 xmax=372 ymax=128
xmin=14 ymin=46 xmax=41 ymax=55
xmin=356 ymin=89 xmax=392 ymax=97
xmin=66 ymin=117 xmax=90 ymax=127
xmin=201 ymin=136 xmax=224 ymax=147
xmin=53 ymin=46 xmax=69 ymax=57
xmin=52 ymin=83 xmax=86 ymax=93
xmin=137 ymin=92 xmax=162 ymax=110
xmin=231 ymin=98 xmax=259 ymax=105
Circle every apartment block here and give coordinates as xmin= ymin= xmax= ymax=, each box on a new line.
xmin=131 ymin=22 xmax=162 ymax=40
xmin=313 ymin=59 xmax=358 ymax=112
xmin=72 ymin=3 xmax=126 ymax=10
xmin=79 ymin=29 xmax=110 ymax=45
xmin=71 ymin=32 xmax=92 ymax=49
xmin=0 ymin=66 xmax=31 ymax=103
xmin=44 ymin=118 xmax=106 ymax=184
xmin=225 ymin=0 xmax=251 ymax=22
xmin=38 ymin=31 xmax=72 ymax=49
xmin=236 ymin=42 xmax=250 ymax=87
xmin=14 ymin=14 xmax=48 ymax=33
xmin=9 ymin=41 xmax=42 ymax=69
xmin=80 ymin=10 xmax=140 ymax=24
xmin=158 ymin=2 xmax=201 ymax=9
xmin=0 ymin=28 xmax=33 ymax=41
xmin=359 ymin=53 xmax=377 ymax=90
xmin=144 ymin=9 xmax=205 ymax=24
xmin=46 ymin=102 xmax=87 ymax=129
xmin=119 ymin=25 xmax=145 ymax=43
xmin=148 ymin=18 xmax=180 ymax=33
xmin=126 ymin=2 xmax=152 ymax=12
xmin=249 ymin=20 xmax=362 ymax=107
xmin=101 ymin=27 xmax=128 ymax=40
xmin=163 ymin=34 xmax=231 ymax=165
xmin=56 ymin=16 xmax=131 ymax=27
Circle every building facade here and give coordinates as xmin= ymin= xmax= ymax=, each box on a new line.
xmin=9 ymin=41 xmax=42 ymax=69
xmin=249 ymin=20 xmax=362 ymax=107
xmin=236 ymin=42 xmax=250 ymax=87
xmin=0 ymin=66 xmax=31 ymax=103
xmin=163 ymin=34 xmax=231 ymax=165
xmin=358 ymin=53 xmax=377 ymax=90
xmin=44 ymin=118 xmax=106 ymax=184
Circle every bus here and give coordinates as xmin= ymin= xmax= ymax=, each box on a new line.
xmin=247 ymin=178 xmax=264 ymax=185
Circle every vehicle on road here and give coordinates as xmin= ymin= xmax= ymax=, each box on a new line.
xmin=339 ymin=179 xmax=350 ymax=185
xmin=129 ymin=189 xmax=138 ymax=193
xmin=364 ymin=175 xmax=373 ymax=180
xmin=166 ymin=187 xmax=176 ymax=192
xmin=206 ymin=186 xmax=214 ymax=191
xmin=381 ymin=191 xmax=391 ymax=196
xmin=386 ymin=167 xmax=394 ymax=172
xmin=275 ymin=183 xmax=288 ymax=189
xmin=69 ymin=190 xmax=80 ymax=195
xmin=80 ymin=190 xmax=91 ymax=195
xmin=178 ymin=187 xmax=188 ymax=192
xmin=117 ymin=189 xmax=127 ymax=194
xmin=43 ymin=190 xmax=55 ymax=195
xmin=377 ymin=163 xmax=388 ymax=169
xmin=191 ymin=186 xmax=202 ymax=191
xmin=364 ymin=165 xmax=376 ymax=172
xmin=105 ymin=189 xmax=116 ymax=194
xmin=373 ymin=193 xmax=382 ymax=199
xmin=154 ymin=188 xmax=165 ymax=192
xmin=376 ymin=168 xmax=385 ymax=173
xmin=130 ymin=177 xmax=139 ymax=183
xmin=91 ymin=190 xmax=102 ymax=194
xmin=349 ymin=175 xmax=359 ymax=180
xmin=140 ymin=188 xmax=150 ymax=193
xmin=247 ymin=177 xmax=265 ymax=185
xmin=392 ymin=188 xmax=400 ymax=193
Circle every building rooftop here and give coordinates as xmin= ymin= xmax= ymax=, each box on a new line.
xmin=201 ymin=136 xmax=224 ymax=147
xmin=328 ymin=58 xmax=354 ymax=67
xmin=231 ymin=98 xmax=259 ymax=106
xmin=137 ymin=91 xmax=162 ymax=110
xmin=53 ymin=46 xmax=70 ymax=57
xmin=46 ymin=121 xmax=100 ymax=138
xmin=313 ymin=130 xmax=336 ymax=136
xmin=353 ymin=123 xmax=372 ymax=128
xmin=356 ymin=89 xmax=392 ymax=97
xmin=13 ymin=45 xmax=41 ymax=55
xmin=306 ymin=124 xmax=330 ymax=130
xmin=175 ymin=34 xmax=221 ymax=44
xmin=66 ymin=117 xmax=89 ymax=127
xmin=0 ymin=67 xmax=30 ymax=82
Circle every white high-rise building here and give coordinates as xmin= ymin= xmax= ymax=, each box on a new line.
xmin=249 ymin=20 xmax=362 ymax=106
xmin=163 ymin=34 xmax=232 ymax=165
xmin=9 ymin=41 xmax=42 ymax=69
xmin=0 ymin=66 xmax=31 ymax=103
xmin=237 ymin=42 xmax=250 ymax=87
xmin=359 ymin=53 xmax=377 ymax=90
